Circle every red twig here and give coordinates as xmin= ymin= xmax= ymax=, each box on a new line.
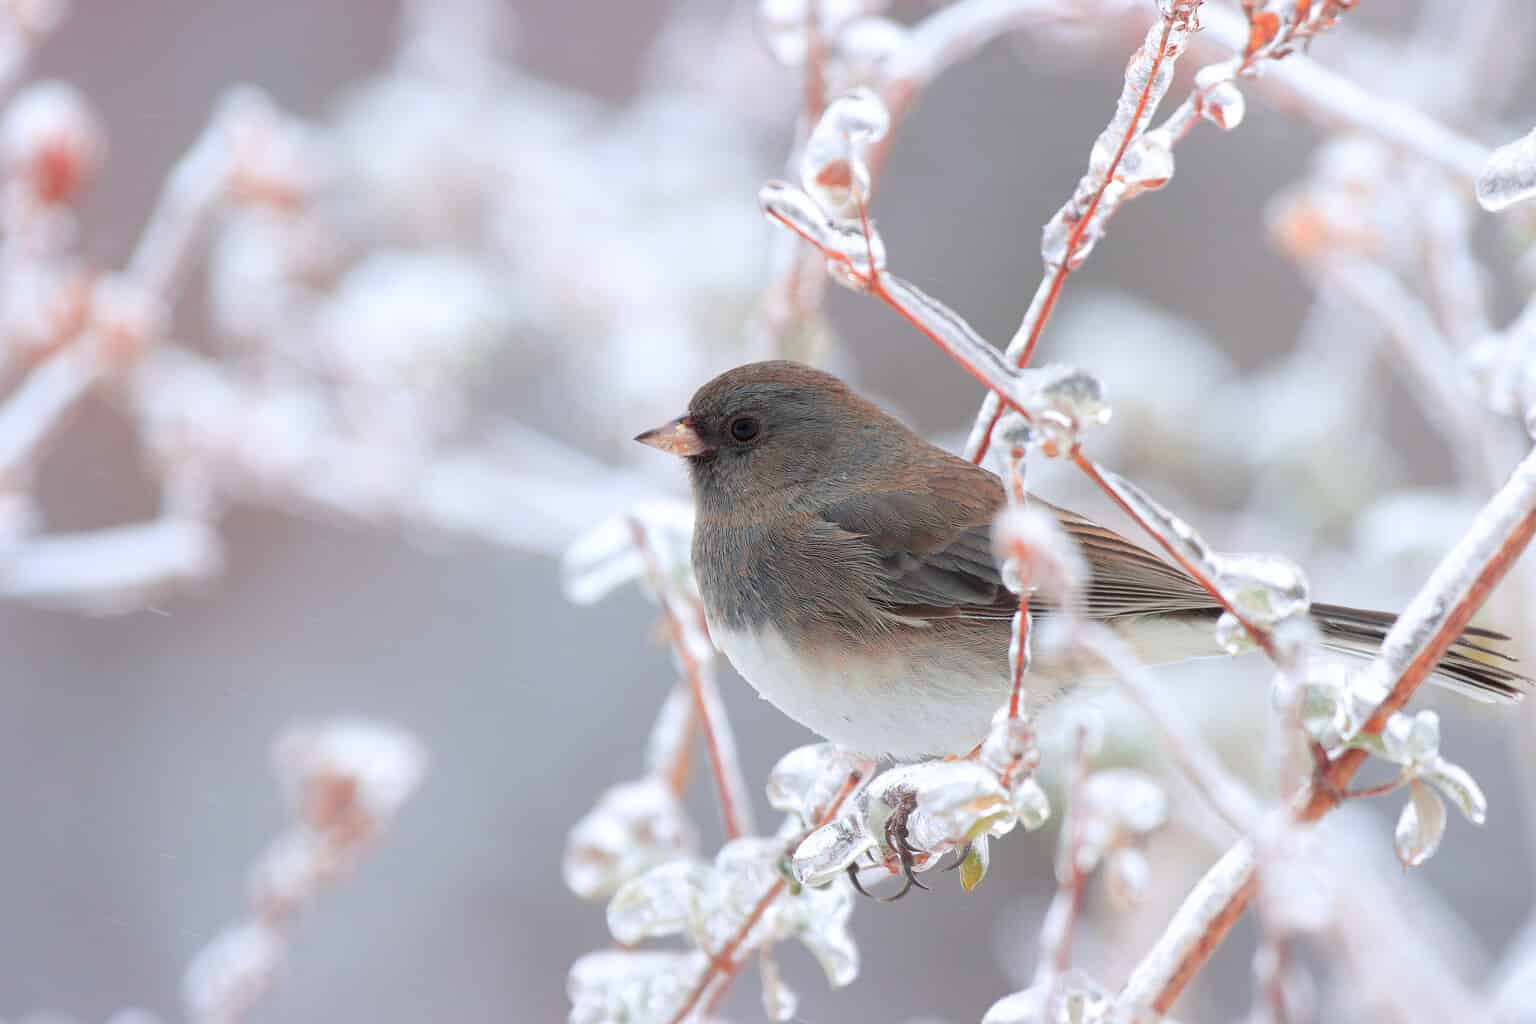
xmin=968 ymin=11 xmax=1184 ymax=466
xmin=669 ymin=771 xmax=865 ymax=1024
xmin=629 ymin=519 xmax=753 ymax=841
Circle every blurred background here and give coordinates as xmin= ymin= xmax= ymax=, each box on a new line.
xmin=2 ymin=0 xmax=1535 ymax=1021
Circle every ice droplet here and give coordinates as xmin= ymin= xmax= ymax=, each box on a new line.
xmin=1214 ymin=611 xmax=1254 ymax=654
xmin=1477 ymin=126 xmax=1536 ymax=212
xmin=1027 ymin=366 xmax=1112 ymax=455
xmin=1199 ymin=80 xmax=1245 ymax=131
xmin=1394 ymin=780 xmax=1447 ymax=868
xmin=1011 ymin=777 xmax=1052 ymax=831
xmin=1214 ymin=552 xmax=1310 ymax=627
xmin=979 ymin=706 xmax=1040 ymax=777
xmin=1117 ymin=129 xmax=1175 ymax=195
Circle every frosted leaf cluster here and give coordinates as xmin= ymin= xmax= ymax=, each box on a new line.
xmin=564 ymin=778 xmax=697 ymax=901
xmin=1071 ymin=769 xmax=1169 ymax=912
xmin=607 ymin=837 xmax=859 ymax=990
xmin=567 ymin=949 xmax=710 ymax=1024
xmin=792 ymin=725 xmax=1050 ymax=892
xmin=1354 ymin=710 xmax=1488 ymax=868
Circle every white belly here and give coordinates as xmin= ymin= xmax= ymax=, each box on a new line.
xmin=708 ymin=619 xmax=1016 ymax=759
xmin=708 ymin=613 xmax=1221 ymax=760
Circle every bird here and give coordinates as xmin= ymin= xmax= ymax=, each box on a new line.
xmin=635 ymin=360 xmax=1524 ymax=761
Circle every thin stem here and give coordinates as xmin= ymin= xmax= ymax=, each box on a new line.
xmin=629 ymin=520 xmax=755 ymax=841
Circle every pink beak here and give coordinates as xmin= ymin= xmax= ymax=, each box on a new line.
xmin=634 ymin=416 xmax=711 ymax=457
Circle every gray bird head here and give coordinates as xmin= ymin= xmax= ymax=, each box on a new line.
xmin=635 ymin=360 xmax=899 ymax=508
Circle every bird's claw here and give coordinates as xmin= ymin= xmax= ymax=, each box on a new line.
xmin=849 ymin=790 xmax=931 ymax=902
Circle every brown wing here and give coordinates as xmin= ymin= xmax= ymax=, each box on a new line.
xmin=819 ymin=460 xmax=1215 ymax=622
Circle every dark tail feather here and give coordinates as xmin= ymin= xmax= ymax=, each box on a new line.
xmin=1311 ymin=601 xmax=1527 ymax=704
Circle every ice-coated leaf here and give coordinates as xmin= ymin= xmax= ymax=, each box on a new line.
xmin=564 ymin=777 xmax=697 ymax=900
xmin=959 ymin=835 xmax=991 ymax=892
xmin=606 ymin=859 xmax=708 ymax=944
xmin=764 ymin=744 xmax=873 ymax=826
xmin=1477 ymin=126 xmax=1536 ymax=212
xmin=1011 ymin=777 xmax=1053 ymax=832
xmin=1425 ymin=758 xmax=1487 ymax=825
xmin=792 ymin=816 xmax=874 ymax=887
xmin=1395 ymin=781 xmax=1448 ymax=869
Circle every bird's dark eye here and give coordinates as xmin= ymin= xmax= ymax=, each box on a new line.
xmin=728 ymin=415 xmax=761 ymax=443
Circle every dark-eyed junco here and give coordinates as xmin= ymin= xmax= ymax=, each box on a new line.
xmin=636 ymin=361 xmax=1524 ymax=758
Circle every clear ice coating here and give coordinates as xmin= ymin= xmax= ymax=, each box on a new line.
xmin=567 ymin=949 xmax=707 ymax=1024
xmin=1037 ymin=0 xmax=1197 ymax=273
xmin=559 ymin=500 xmax=696 ymax=606
xmin=1194 ymin=66 xmax=1245 ymax=131
xmin=1072 ymin=770 xmax=1169 ymax=880
xmin=1477 ymin=126 xmax=1536 ymax=212
xmin=992 ymin=504 xmax=1088 ymax=607
xmin=756 ymin=0 xmax=881 ymax=67
xmin=563 ymin=777 xmax=697 ymax=900
xmin=759 ymin=180 xmax=887 ymax=290
xmin=606 ymin=837 xmax=859 ymax=992
xmin=983 ymin=969 xmax=1167 ymax=1024
xmin=765 ymin=743 xmax=875 ymax=828
xmin=800 ymin=88 xmax=890 ymax=213
xmin=1025 ymin=365 xmax=1112 ymax=455
xmin=1116 ymin=129 xmax=1175 ymax=197
xmin=1213 ymin=552 xmax=1311 ymax=626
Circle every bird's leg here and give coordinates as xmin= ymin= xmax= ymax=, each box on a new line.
xmin=881 ymin=790 xmax=929 ymax=900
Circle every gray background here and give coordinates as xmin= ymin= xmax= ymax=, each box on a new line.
xmin=3 ymin=2 xmax=1530 ymax=1022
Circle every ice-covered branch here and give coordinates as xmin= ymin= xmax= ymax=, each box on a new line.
xmin=182 ymin=720 xmax=426 ymax=1024
xmin=1121 ymin=443 xmax=1536 ymax=1013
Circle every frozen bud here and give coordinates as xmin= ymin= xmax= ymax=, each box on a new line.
xmin=87 ymin=274 xmax=169 ymax=368
xmin=1117 ymin=129 xmax=1174 ymax=196
xmin=1194 ymin=67 xmax=1245 ymax=130
xmin=1395 ymin=780 xmax=1448 ymax=868
xmin=1477 ymin=126 xmax=1536 ymax=212
xmin=181 ymin=923 xmax=284 ymax=1023
xmin=273 ymin=719 xmax=426 ymax=837
xmin=565 ymin=778 xmax=697 ymax=900
xmin=560 ymin=501 xmax=696 ymax=605
xmin=980 ymin=706 xmax=1041 ymax=778
xmin=799 ymin=88 xmax=889 ymax=213
xmin=992 ymin=503 xmax=1087 ymax=606
xmin=567 ymin=950 xmax=707 ymax=1024
xmin=1104 ymin=845 xmax=1151 ymax=911
xmin=765 ymin=744 xmax=874 ymax=826
xmin=958 ymin=834 xmax=991 ymax=891
xmin=606 ymin=858 xmax=710 ymax=944
xmin=2 ymin=81 xmax=103 ymax=205
xmin=1213 ymin=552 xmax=1310 ymax=627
